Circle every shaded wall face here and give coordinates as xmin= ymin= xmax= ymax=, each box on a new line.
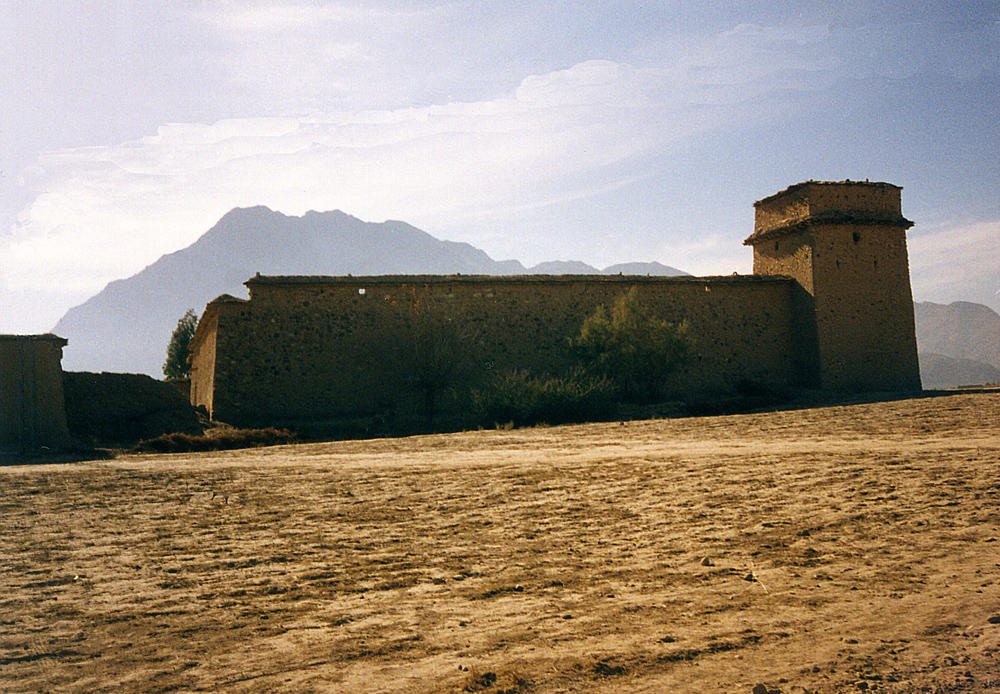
xmin=63 ymin=371 xmax=202 ymax=447
xmin=751 ymin=232 xmax=820 ymax=386
xmin=810 ymin=225 xmax=920 ymax=390
xmin=189 ymin=310 xmax=219 ymax=415
xmin=0 ymin=338 xmax=72 ymax=453
xmin=207 ymin=279 xmax=797 ymax=427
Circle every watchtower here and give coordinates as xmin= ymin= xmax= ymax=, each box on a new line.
xmin=745 ymin=181 xmax=921 ymax=391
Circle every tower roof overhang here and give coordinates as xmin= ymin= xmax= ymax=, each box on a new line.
xmin=745 ymin=180 xmax=913 ymax=246
xmin=743 ymin=211 xmax=915 ymax=245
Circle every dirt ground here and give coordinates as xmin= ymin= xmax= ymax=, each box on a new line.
xmin=2 ymin=390 xmax=999 ymax=693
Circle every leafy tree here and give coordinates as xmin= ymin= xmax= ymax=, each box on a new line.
xmin=407 ymin=313 xmax=470 ymax=420
xmin=163 ymin=309 xmax=198 ymax=379
xmin=571 ymin=288 xmax=690 ymax=402
xmin=370 ymin=302 xmax=480 ymax=422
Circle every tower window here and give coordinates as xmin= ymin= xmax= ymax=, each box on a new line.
xmin=774 ymin=241 xmax=779 ymax=251
xmin=852 ymin=232 xmax=861 ymax=244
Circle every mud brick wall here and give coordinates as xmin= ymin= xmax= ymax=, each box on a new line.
xmin=0 ymin=335 xmax=73 ymax=455
xmin=189 ymin=305 xmax=219 ymax=416
xmin=198 ymin=276 xmax=798 ymax=426
xmin=748 ymin=181 xmax=920 ymax=391
xmin=753 ymin=181 xmax=905 ymax=236
xmin=62 ymin=372 xmax=203 ymax=447
xmin=808 ymin=223 xmax=919 ymax=389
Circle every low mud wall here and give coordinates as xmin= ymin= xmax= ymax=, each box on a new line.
xmin=63 ymin=372 xmax=203 ymax=447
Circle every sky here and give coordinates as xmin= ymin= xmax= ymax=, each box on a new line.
xmin=2 ymin=0 xmax=999 ymax=333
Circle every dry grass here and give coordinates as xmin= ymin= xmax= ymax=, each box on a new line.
xmin=2 ymin=390 xmax=999 ymax=693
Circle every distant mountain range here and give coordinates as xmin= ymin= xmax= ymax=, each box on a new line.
xmin=918 ymin=353 xmax=1000 ymax=390
xmin=52 ymin=207 xmax=688 ymax=375
xmin=913 ymin=301 xmax=1000 ymax=388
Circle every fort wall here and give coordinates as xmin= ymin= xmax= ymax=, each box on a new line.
xmin=811 ymin=223 xmax=918 ymax=389
xmin=189 ymin=299 xmax=222 ymax=416
xmin=194 ymin=275 xmax=798 ymax=426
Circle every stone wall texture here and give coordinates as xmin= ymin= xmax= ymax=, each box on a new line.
xmin=193 ymin=276 xmax=797 ymax=426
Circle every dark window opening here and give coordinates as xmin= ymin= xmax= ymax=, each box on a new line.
xmin=852 ymin=231 xmax=861 ymax=244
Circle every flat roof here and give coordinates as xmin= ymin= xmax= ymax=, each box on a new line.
xmin=245 ymin=273 xmax=793 ymax=287
xmin=0 ymin=334 xmax=68 ymax=344
xmin=753 ymin=180 xmax=902 ymax=208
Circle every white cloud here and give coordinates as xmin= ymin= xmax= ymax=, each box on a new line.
xmin=638 ymin=21 xmax=840 ymax=102
xmin=3 ymin=54 xmax=820 ymax=331
xmin=194 ymin=1 xmax=437 ymax=34
xmin=908 ymin=220 xmax=1000 ymax=310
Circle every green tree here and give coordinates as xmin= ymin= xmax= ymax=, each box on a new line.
xmin=163 ymin=309 xmax=198 ymax=379
xmin=571 ymin=288 xmax=690 ymax=402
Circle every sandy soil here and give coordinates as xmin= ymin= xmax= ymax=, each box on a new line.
xmin=2 ymin=390 xmax=999 ymax=693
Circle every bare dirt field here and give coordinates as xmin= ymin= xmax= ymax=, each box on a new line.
xmin=2 ymin=390 xmax=999 ymax=693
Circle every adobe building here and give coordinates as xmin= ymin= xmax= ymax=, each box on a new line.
xmin=746 ymin=181 xmax=919 ymax=390
xmin=0 ymin=334 xmax=74 ymax=456
xmin=189 ymin=181 xmax=921 ymax=427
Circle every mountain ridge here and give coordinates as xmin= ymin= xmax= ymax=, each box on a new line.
xmin=913 ymin=300 xmax=1000 ymax=371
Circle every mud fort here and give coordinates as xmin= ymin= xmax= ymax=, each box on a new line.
xmin=187 ymin=181 xmax=921 ymax=428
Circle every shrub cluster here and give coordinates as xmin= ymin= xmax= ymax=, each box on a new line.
xmin=570 ymin=287 xmax=690 ymax=403
xmin=470 ymin=369 xmax=616 ymax=428
xmin=134 ymin=427 xmax=296 ymax=453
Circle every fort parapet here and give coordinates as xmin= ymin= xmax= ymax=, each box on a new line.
xmin=189 ymin=181 xmax=922 ymax=427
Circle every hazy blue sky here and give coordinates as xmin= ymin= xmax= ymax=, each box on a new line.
xmin=2 ymin=1 xmax=998 ymax=332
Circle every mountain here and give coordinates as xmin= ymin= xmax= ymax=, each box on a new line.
xmin=913 ymin=301 xmax=1000 ymax=388
xmin=52 ymin=207 xmax=688 ymax=375
xmin=602 ymin=261 xmax=689 ymax=276
xmin=918 ymin=353 xmax=1000 ymax=389
xmin=914 ymin=301 xmax=1000 ymax=369
xmin=523 ymin=260 xmax=689 ymax=276
xmin=528 ymin=260 xmax=601 ymax=274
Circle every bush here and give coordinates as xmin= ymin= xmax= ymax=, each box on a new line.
xmin=133 ymin=427 xmax=295 ymax=453
xmin=470 ymin=370 xmax=616 ymax=428
xmin=163 ymin=309 xmax=198 ymax=379
xmin=571 ymin=288 xmax=690 ymax=403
